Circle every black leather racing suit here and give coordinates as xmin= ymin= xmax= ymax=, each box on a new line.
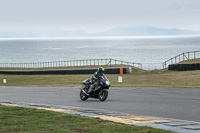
xmin=87 ymin=71 xmax=103 ymax=94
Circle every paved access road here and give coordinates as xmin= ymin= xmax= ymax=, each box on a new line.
xmin=0 ymin=87 xmax=200 ymax=122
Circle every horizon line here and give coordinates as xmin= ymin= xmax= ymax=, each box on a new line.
xmin=1 ymin=35 xmax=200 ymax=40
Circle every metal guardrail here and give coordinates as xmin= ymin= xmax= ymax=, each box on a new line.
xmin=163 ymin=51 xmax=200 ymax=69
xmin=0 ymin=59 xmax=142 ymax=69
xmin=1 ymin=51 xmax=199 ymax=70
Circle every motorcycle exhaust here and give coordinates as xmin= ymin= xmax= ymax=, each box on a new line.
xmin=79 ymin=86 xmax=89 ymax=96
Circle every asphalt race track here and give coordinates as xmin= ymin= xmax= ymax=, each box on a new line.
xmin=0 ymin=87 xmax=200 ymax=122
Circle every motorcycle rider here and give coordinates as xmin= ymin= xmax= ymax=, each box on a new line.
xmin=87 ymin=67 xmax=105 ymax=95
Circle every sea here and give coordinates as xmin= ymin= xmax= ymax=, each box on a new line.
xmin=0 ymin=35 xmax=200 ymax=70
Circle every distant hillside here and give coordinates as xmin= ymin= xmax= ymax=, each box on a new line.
xmin=91 ymin=26 xmax=200 ymax=36
xmin=1 ymin=26 xmax=200 ymax=38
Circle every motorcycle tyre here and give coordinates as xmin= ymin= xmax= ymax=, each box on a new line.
xmin=99 ymin=89 xmax=108 ymax=102
xmin=80 ymin=90 xmax=89 ymax=101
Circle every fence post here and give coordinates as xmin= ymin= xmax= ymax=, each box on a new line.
xmin=0 ymin=59 xmax=143 ymax=69
xmin=163 ymin=62 xmax=165 ymax=69
xmin=175 ymin=57 xmax=177 ymax=64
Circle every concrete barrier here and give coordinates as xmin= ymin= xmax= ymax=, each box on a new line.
xmin=0 ymin=67 xmax=131 ymax=75
xmin=168 ymin=63 xmax=200 ymax=71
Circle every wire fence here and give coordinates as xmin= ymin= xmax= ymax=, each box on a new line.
xmin=1 ymin=51 xmax=199 ymax=70
xmin=163 ymin=51 xmax=200 ymax=69
xmin=0 ymin=59 xmax=142 ymax=69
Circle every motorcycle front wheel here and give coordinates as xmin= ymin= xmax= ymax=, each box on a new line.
xmin=99 ymin=89 xmax=108 ymax=101
xmin=80 ymin=90 xmax=89 ymax=101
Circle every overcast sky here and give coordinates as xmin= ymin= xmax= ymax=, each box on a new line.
xmin=0 ymin=0 xmax=200 ymax=32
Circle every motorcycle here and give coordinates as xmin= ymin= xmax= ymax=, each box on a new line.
xmin=79 ymin=75 xmax=110 ymax=101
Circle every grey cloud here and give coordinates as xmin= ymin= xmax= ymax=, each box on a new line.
xmin=187 ymin=1 xmax=200 ymax=9
xmin=0 ymin=0 xmax=200 ymax=32
xmin=168 ymin=0 xmax=200 ymax=10
xmin=168 ymin=2 xmax=183 ymax=10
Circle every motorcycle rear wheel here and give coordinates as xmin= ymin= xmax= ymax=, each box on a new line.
xmin=99 ymin=90 xmax=108 ymax=101
xmin=80 ymin=90 xmax=89 ymax=101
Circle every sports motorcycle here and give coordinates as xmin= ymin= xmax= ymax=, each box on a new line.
xmin=79 ymin=75 xmax=110 ymax=101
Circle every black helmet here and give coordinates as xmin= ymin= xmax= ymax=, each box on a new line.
xmin=97 ymin=67 xmax=105 ymax=75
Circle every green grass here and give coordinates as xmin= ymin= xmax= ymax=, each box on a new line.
xmin=178 ymin=58 xmax=200 ymax=64
xmin=1 ymin=69 xmax=200 ymax=88
xmin=1 ymin=60 xmax=200 ymax=88
xmin=0 ymin=105 xmax=174 ymax=133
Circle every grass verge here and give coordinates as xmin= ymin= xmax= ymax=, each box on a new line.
xmin=0 ymin=105 xmax=174 ymax=133
xmin=1 ymin=69 xmax=200 ymax=88
xmin=178 ymin=58 xmax=200 ymax=64
xmin=0 ymin=62 xmax=200 ymax=88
